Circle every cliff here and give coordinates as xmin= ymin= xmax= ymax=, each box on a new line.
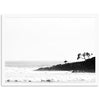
xmin=36 ymin=57 xmax=95 ymax=72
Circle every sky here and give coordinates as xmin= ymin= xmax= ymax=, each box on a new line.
xmin=3 ymin=16 xmax=97 ymax=61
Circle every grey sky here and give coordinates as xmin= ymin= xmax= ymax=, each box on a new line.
xmin=3 ymin=15 xmax=97 ymax=61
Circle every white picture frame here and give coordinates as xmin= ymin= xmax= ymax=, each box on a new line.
xmin=1 ymin=14 xmax=99 ymax=86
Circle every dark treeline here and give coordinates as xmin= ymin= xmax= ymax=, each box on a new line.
xmin=36 ymin=57 xmax=95 ymax=72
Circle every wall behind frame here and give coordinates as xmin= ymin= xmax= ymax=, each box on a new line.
xmin=0 ymin=0 xmax=100 ymax=100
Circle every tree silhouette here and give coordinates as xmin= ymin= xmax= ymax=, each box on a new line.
xmin=77 ymin=53 xmax=81 ymax=60
xmin=86 ymin=52 xmax=90 ymax=58
xmin=77 ymin=52 xmax=92 ymax=61
xmin=83 ymin=52 xmax=86 ymax=60
xmin=64 ymin=60 xmax=67 ymax=64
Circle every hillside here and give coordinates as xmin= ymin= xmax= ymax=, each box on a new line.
xmin=36 ymin=57 xmax=95 ymax=72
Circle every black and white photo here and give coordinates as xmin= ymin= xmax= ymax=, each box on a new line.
xmin=1 ymin=15 xmax=98 ymax=86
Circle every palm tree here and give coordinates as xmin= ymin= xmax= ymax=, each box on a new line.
xmin=82 ymin=52 xmax=86 ymax=60
xmin=82 ymin=52 xmax=91 ymax=60
xmin=77 ymin=53 xmax=81 ymax=60
xmin=86 ymin=52 xmax=90 ymax=58
xmin=77 ymin=52 xmax=93 ymax=60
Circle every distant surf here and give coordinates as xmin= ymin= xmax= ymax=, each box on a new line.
xmin=5 ymin=61 xmax=64 ymax=70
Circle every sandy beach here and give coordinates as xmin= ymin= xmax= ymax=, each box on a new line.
xmin=3 ymin=67 xmax=96 ymax=85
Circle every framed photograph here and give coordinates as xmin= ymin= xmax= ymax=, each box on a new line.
xmin=1 ymin=14 xmax=98 ymax=86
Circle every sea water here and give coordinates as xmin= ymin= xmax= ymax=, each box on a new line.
xmin=3 ymin=61 xmax=96 ymax=85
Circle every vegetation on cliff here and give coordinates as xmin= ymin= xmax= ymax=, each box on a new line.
xmin=36 ymin=57 xmax=95 ymax=72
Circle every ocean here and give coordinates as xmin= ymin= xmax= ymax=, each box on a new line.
xmin=3 ymin=61 xmax=96 ymax=85
xmin=5 ymin=61 xmax=64 ymax=69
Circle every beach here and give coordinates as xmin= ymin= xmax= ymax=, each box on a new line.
xmin=3 ymin=67 xmax=96 ymax=85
